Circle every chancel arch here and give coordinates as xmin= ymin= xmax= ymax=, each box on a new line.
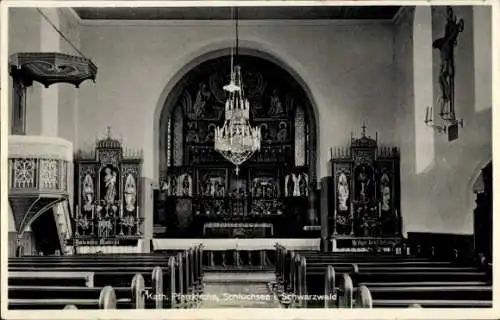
xmin=156 ymin=53 xmax=319 ymax=238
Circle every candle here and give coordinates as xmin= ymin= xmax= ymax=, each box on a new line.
xmin=91 ymin=205 xmax=94 ymax=219
xmin=137 ymin=205 xmax=140 ymax=219
xmin=120 ymin=200 xmax=123 ymax=218
xmin=76 ymin=204 xmax=79 ymax=218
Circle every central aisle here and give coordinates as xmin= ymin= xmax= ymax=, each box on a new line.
xmin=198 ymin=271 xmax=281 ymax=308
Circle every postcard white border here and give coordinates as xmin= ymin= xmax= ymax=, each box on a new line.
xmin=1 ymin=0 xmax=498 ymax=319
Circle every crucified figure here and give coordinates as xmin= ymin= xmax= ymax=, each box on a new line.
xmin=432 ymin=7 xmax=464 ymax=115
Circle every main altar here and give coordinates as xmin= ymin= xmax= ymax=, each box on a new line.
xmin=154 ymin=55 xmax=319 ymax=239
xmin=328 ymin=125 xmax=402 ymax=251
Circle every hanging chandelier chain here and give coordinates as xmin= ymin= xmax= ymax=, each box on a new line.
xmin=36 ymin=8 xmax=89 ymax=60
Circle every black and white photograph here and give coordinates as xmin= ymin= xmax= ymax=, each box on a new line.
xmin=1 ymin=0 xmax=496 ymax=318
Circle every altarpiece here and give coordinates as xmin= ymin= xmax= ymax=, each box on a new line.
xmin=330 ymin=125 xmax=402 ymax=249
xmin=71 ymin=130 xmax=143 ymax=246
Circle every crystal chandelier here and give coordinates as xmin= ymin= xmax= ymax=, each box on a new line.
xmin=214 ymin=8 xmax=261 ymax=175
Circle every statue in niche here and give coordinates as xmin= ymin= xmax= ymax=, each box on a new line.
xmin=203 ymin=176 xmax=224 ymax=197
xmin=103 ymin=167 xmax=118 ymax=205
xmin=356 ymin=165 xmax=373 ymax=201
xmin=169 ymin=175 xmax=177 ymax=196
xmin=432 ymin=6 xmax=464 ymax=106
xmin=337 ymin=172 xmax=349 ymax=212
xmin=269 ymin=89 xmax=285 ymax=116
xmin=192 ymin=82 xmax=211 ymax=119
xmin=277 ymin=122 xmax=288 ymax=142
xmin=82 ymin=174 xmax=94 ymax=212
xmin=124 ymin=174 xmax=137 ymax=212
xmin=299 ymin=173 xmax=309 ymax=197
xmin=292 ymin=174 xmax=301 ymax=197
xmin=177 ymin=173 xmax=192 ymax=197
xmin=285 ymin=174 xmax=295 ymax=197
xmin=380 ymin=173 xmax=391 ymax=211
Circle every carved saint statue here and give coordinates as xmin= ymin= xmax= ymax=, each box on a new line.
xmin=357 ymin=165 xmax=371 ymax=200
xmin=299 ymin=173 xmax=309 ymax=197
xmin=192 ymin=82 xmax=211 ymax=119
xmin=380 ymin=173 xmax=391 ymax=211
xmin=82 ymin=174 xmax=94 ymax=212
xmin=124 ymin=174 xmax=137 ymax=212
xmin=269 ymin=89 xmax=284 ymax=116
xmin=177 ymin=173 xmax=192 ymax=197
xmin=432 ymin=6 xmax=464 ymax=106
xmin=337 ymin=172 xmax=349 ymax=212
xmin=293 ymin=174 xmax=301 ymax=197
xmin=103 ymin=168 xmax=117 ymax=205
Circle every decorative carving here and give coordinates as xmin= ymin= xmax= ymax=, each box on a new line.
xmin=73 ymin=130 xmax=143 ymax=244
xmin=284 ymin=172 xmax=308 ymax=197
xmin=158 ymin=55 xmax=317 ymax=236
xmin=82 ymin=172 xmax=95 ymax=212
xmin=39 ymin=159 xmax=59 ymax=189
xmin=9 ymin=52 xmax=97 ymax=88
xmin=13 ymin=159 xmax=36 ymax=189
xmin=177 ymin=173 xmax=193 ymax=197
xmin=294 ymin=106 xmax=306 ymax=166
xmin=331 ymin=124 xmax=401 ymax=239
xmin=124 ymin=173 xmax=137 ymax=212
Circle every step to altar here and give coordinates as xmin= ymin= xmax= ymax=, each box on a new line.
xmin=198 ymin=272 xmax=280 ymax=308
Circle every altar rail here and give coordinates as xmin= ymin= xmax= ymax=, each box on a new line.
xmin=152 ymin=238 xmax=320 ymax=251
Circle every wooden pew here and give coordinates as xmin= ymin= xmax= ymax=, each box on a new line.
xmin=356 ymin=285 xmax=492 ymax=308
xmin=8 ymin=246 xmax=203 ymax=310
xmin=10 ymin=283 xmax=130 ymax=309
xmin=276 ymin=247 xmax=491 ymax=309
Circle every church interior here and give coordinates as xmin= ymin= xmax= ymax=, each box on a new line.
xmin=3 ymin=4 xmax=494 ymax=311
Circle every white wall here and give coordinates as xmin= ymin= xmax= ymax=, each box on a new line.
xmin=77 ymin=20 xmax=396 ymax=180
xmin=394 ymin=6 xmax=491 ymax=235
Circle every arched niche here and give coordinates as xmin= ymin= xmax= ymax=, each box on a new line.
xmin=158 ymin=54 xmax=318 ymax=185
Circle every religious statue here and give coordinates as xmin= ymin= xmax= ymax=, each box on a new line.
xmin=124 ymin=174 xmax=137 ymax=212
xmin=432 ymin=6 xmax=464 ymax=108
xmin=380 ymin=173 xmax=391 ymax=211
xmin=299 ymin=173 xmax=309 ymax=197
xmin=192 ymin=82 xmax=211 ymax=119
xmin=337 ymin=172 xmax=349 ymax=212
xmin=285 ymin=174 xmax=294 ymax=197
xmin=170 ymin=175 xmax=177 ymax=196
xmin=356 ymin=165 xmax=372 ymax=201
xmin=103 ymin=167 xmax=117 ymax=205
xmin=177 ymin=173 xmax=192 ymax=197
xmin=82 ymin=174 xmax=94 ymax=212
xmin=269 ymin=89 xmax=285 ymax=116
xmin=292 ymin=174 xmax=301 ymax=197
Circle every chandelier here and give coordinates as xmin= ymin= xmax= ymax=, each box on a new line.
xmin=214 ymin=8 xmax=261 ymax=175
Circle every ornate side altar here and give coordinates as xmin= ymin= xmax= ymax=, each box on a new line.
xmin=330 ymin=125 xmax=402 ymax=250
xmin=70 ymin=129 xmax=143 ymax=247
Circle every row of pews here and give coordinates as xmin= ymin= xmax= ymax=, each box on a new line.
xmin=274 ymin=244 xmax=492 ymax=308
xmin=8 ymin=245 xmax=203 ymax=309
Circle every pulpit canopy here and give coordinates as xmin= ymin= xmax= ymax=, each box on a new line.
xmin=9 ymin=52 xmax=98 ymax=88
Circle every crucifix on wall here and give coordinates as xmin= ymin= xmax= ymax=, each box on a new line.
xmin=425 ymin=6 xmax=464 ymax=141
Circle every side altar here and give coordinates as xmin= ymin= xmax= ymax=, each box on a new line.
xmin=69 ymin=130 xmax=144 ymax=251
xmin=329 ymin=125 xmax=402 ymax=251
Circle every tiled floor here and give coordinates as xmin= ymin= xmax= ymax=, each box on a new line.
xmin=198 ymin=271 xmax=281 ymax=308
